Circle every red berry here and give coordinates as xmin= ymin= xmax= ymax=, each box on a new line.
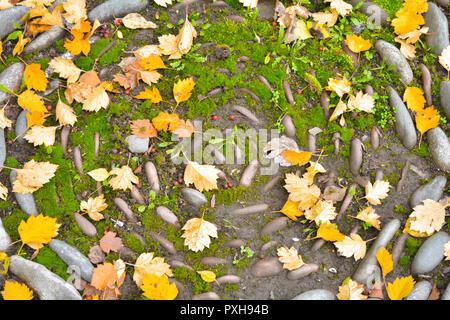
xmin=173 ymin=181 xmax=179 ymax=186
xmin=85 ymin=296 xmax=93 ymax=300
xmin=124 ymin=89 xmax=130 ymax=95
xmin=203 ymin=9 xmax=207 ymax=14
xmin=272 ymin=21 xmax=277 ymax=27
xmin=104 ymin=33 xmax=109 ymax=38
xmin=8 ymin=140 xmax=12 ymax=144
xmin=319 ymin=46 xmax=323 ymax=52
xmin=47 ymin=105 xmax=52 ymax=111
xmin=116 ymin=19 xmax=123 ymax=25
xmin=224 ymin=183 xmax=228 ymax=189
xmin=212 ymin=115 xmax=218 ymax=121
xmin=229 ymin=115 xmax=235 ymax=120
xmin=228 ymin=182 xmax=233 ymax=188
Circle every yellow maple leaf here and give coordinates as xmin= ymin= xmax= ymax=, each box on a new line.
xmin=355 ymin=206 xmax=381 ymax=230
xmin=345 ymin=34 xmax=372 ymax=53
xmin=13 ymin=160 xmax=58 ymax=194
xmin=277 ymin=246 xmax=305 ymax=271
xmin=302 ymin=161 xmax=327 ymax=185
xmin=24 ymin=63 xmax=48 ymax=92
xmin=407 ymin=199 xmax=446 ymax=237
xmin=82 ymin=86 xmax=109 ymax=112
xmin=181 ymin=217 xmax=218 ymax=252
xmin=173 ymin=77 xmax=195 ymax=105
xmin=158 ymin=34 xmax=181 ymax=60
xmin=184 ymin=161 xmax=220 ymax=192
xmin=284 ymin=173 xmax=321 ymax=210
xmin=63 ymin=0 xmax=87 ymax=24
xmin=314 ymin=222 xmax=345 ymax=242
xmin=13 ymin=33 xmax=31 ymax=56
xmin=134 ymin=87 xmax=162 ymax=103
xmin=197 ymin=270 xmax=217 ymax=283
xmin=64 ymin=31 xmax=90 ymax=56
xmin=280 ymin=199 xmax=304 ymax=221
xmin=376 ymin=247 xmax=393 ymax=279
xmin=386 ymin=276 xmax=415 ymax=300
xmin=325 ymin=0 xmax=352 ymax=17
xmin=403 ymin=0 xmax=428 ymax=14
xmin=305 ymin=199 xmax=337 ymax=225
xmin=391 ymin=8 xmax=424 ymax=36
xmin=133 ymin=252 xmax=173 ymax=287
xmin=337 ymin=279 xmax=367 ymax=300
xmin=326 ymin=76 xmax=351 ymax=97
xmin=17 ymin=89 xmax=48 ymax=114
xmin=364 ymin=180 xmax=390 ymax=206
xmin=80 ymin=194 xmax=108 ymax=221
xmin=108 ymin=165 xmax=139 ymax=191
xmin=139 ymin=55 xmax=166 ymax=71
xmin=1 ymin=281 xmax=33 ymax=300
xmin=152 ymin=111 xmax=180 ymax=132
xmin=415 ymin=106 xmax=440 ymax=142
xmin=347 ymin=91 xmax=374 ymax=114
xmin=281 ymin=150 xmax=312 ymax=167
xmin=141 ymin=273 xmax=178 ymax=300
xmin=403 ymin=87 xmax=426 ymax=113
xmin=18 ymin=213 xmax=61 ymax=250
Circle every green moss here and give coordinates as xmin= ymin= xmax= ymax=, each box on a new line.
xmin=123 ymin=234 xmax=145 ymax=254
xmin=394 ymin=204 xmax=406 ymax=214
xmin=371 ymin=0 xmax=404 ymax=16
xmin=89 ymin=38 xmax=113 ymax=60
xmin=98 ymin=40 xmax=127 ymax=66
xmin=74 ymin=56 xmax=94 ymax=71
xmin=405 ymin=236 xmax=421 ymax=256
xmin=2 ymin=209 xmax=28 ymax=242
xmin=34 ymin=246 xmax=68 ymax=280
xmin=411 ymin=142 xmax=429 ymax=158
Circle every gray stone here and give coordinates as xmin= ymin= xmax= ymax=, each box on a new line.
xmin=353 ymin=219 xmax=400 ymax=287
xmin=348 ymin=0 xmax=389 ymax=25
xmin=375 ymin=41 xmax=413 ymax=85
xmin=0 ymin=6 xmax=30 ymax=40
xmin=424 ymin=2 xmax=449 ymax=55
xmin=125 ymin=135 xmax=149 ymax=153
xmin=73 ymin=212 xmax=97 ymax=237
xmin=257 ymin=0 xmax=275 ymax=20
xmin=406 ymin=280 xmax=432 ymax=300
xmin=0 ymin=62 xmax=25 ymax=104
xmin=427 ymin=127 xmax=450 ymax=172
xmin=389 ymin=86 xmax=417 ymax=150
xmin=292 ymin=289 xmax=336 ymax=300
xmin=250 ymin=257 xmax=283 ymax=278
xmin=88 ymin=0 xmax=149 ymax=22
xmin=411 ymin=231 xmax=450 ymax=275
xmin=48 ymin=239 xmax=94 ymax=282
xmin=442 ymin=283 xmax=450 ymax=300
xmin=180 ymin=188 xmax=207 ymax=207
xmin=9 ymin=255 xmax=82 ymax=300
xmin=261 ymin=217 xmax=289 ymax=235
xmin=409 ymin=176 xmax=447 ymax=208
xmin=23 ymin=26 xmax=66 ymax=55
xmin=281 ymin=115 xmax=296 ymax=138
xmin=10 ymin=170 xmax=39 ymax=216
xmin=0 ymin=129 xmax=5 ymax=168
xmin=0 ymin=218 xmax=11 ymax=252
xmin=155 ymin=206 xmax=180 ymax=229
xmin=15 ymin=110 xmax=29 ymax=144
xmin=440 ymin=81 xmax=450 ymax=119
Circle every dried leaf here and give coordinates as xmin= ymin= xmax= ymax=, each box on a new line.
xmin=153 ymin=0 xmax=172 ymax=7
xmin=364 ymin=180 xmax=390 ymax=205
xmin=407 ymin=199 xmax=446 ymax=236
xmin=91 ymin=262 xmax=119 ymax=291
xmin=134 ymin=86 xmax=162 ymax=103
xmin=80 ymin=194 xmax=108 ymax=221
xmin=87 ymin=168 xmax=109 ymax=181
xmin=376 ymin=247 xmax=393 ymax=278
xmin=171 ymin=119 xmax=194 ymax=138
xmin=0 ymin=181 xmax=8 ymax=201
xmin=277 ymin=246 xmax=305 ymax=271
xmin=284 ymin=173 xmax=321 ymax=210
xmin=56 ymin=99 xmax=77 ymax=126
xmin=99 ymin=232 xmax=123 ymax=254
xmin=13 ymin=160 xmax=58 ymax=194
xmin=439 ymin=45 xmax=450 ymax=72
xmin=122 ymin=13 xmax=157 ymax=29
xmin=133 ymin=252 xmax=173 ymax=287
xmin=130 ymin=119 xmax=157 ymax=138
xmin=88 ymin=245 xmax=105 ymax=264
xmin=312 ymin=9 xmax=338 ymax=27
xmin=173 ymin=77 xmax=195 ymax=105
xmin=141 ymin=273 xmax=178 ymax=300
xmin=181 ymin=217 xmax=218 ymax=252
xmin=334 ymin=233 xmax=366 ymax=261
xmin=49 ymin=58 xmax=82 ymax=84
xmin=280 ymin=199 xmax=304 ymax=221
xmin=337 ymin=279 xmax=367 ymax=300
xmin=24 ymin=125 xmax=57 ymax=147
xmin=345 ymin=34 xmax=372 ymax=53
xmin=239 ymin=0 xmax=258 ymax=8
xmin=356 ymin=206 xmax=381 ymax=230
xmin=326 ymin=77 xmax=351 ymax=97
xmin=13 ymin=33 xmax=30 ymax=56
xmin=18 ymin=213 xmax=61 ymax=250
xmin=315 ymin=222 xmax=345 ymax=242
xmin=347 ymin=91 xmax=374 ymax=114
xmin=325 ymin=0 xmax=352 ymax=17
xmin=184 ymin=161 xmax=220 ymax=192
xmin=0 ymin=107 xmax=12 ymax=129
xmin=445 ymin=241 xmax=450 ymax=261
xmin=386 ymin=276 xmax=415 ymax=300
xmin=82 ymin=86 xmax=109 ymax=112
xmin=305 ymin=199 xmax=337 ymax=225
xmin=63 ymin=0 xmax=87 ymax=24
xmin=108 ymin=165 xmax=139 ymax=191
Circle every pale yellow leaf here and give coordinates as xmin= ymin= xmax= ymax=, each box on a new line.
xmin=181 ymin=217 xmax=218 ymax=252
xmin=49 ymin=58 xmax=82 ymax=84
xmin=87 ymin=168 xmax=109 ymax=181
xmin=277 ymin=246 xmax=304 ymax=271
xmin=108 ymin=165 xmax=139 ymax=191
xmin=334 ymin=233 xmax=366 ymax=261
xmin=122 ymin=13 xmax=157 ymax=29
xmin=56 ymin=99 xmax=77 ymax=126
xmin=337 ymin=279 xmax=367 ymax=300
xmin=24 ymin=125 xmax=57 ymax=147
xmin=184 ymin=161 xmax=220 ymax=192
xmin=365 ymin=180 xmax=390 ymax=205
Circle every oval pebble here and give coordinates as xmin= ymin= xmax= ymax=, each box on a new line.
xmin=440 ymin=81 xmax=450 ymax=119
xmin=113 ymin=198 xmax=136 ymax=221
xmin=0 ymin=62 xmax=25 ymax=104
xmin=130 ymin=185 xmax=145 ymax=205
xmin=88 ymin=0 xmax=149 ymax=22
xmin=350 ymin=138 xmax=363 ymax=176
xmin=144 ymin=161 xmax=160 ymax=194
xmin=287 ymin=264 xmax=319 ymax=280
xmin=15 ymin=110 xmax=29 ymax=144
xmin=169 ymin=260 xmax=193 ymax=271
xmin=192 ymin=292 xmax=220 ymax=300
xmin=411 ymin=231 xmax=450 ymax=275
xmin=0 ymin=129 xmax=5 ymax=168
xmin=0 ymin=6 xmax=29 ymax=40
xmin=375 ymin=41 xmax=413 ymax=85
xmin=389 ymin=86 xmax=417 ymax=150
xmin=216 ymin=275 xmax=241 ymax=285
xmin=409 ymin=175 xmax=447 ymax=208
xmin=156 ymin=206 xmax=180 ymax=229
xmin=200 ymin=257 xmax=227 ymax=266
xmin=250 ymin=257 xmax=283 ymax=278
xmin=240 ymin=159 xmax=258 ymax=188
xmin=442 ymin=283 xmax=450 ymax=300
xmin=180 ymin=188 xmax=207 ymax=207
xmin=426 ymin=127 xmax=450 ymax=172
xmin=261 ymin=240 xmax=277 ymax=252
xmin=48 ymin=239 xmax=94 ymax=282
xmin=224 ymin=239 xmax=245 ymax=248
xmin=406 ymin=280 xmax=432 ymax=300
xmin=281 ymin=115 xmax=296 ymax=138
xmin=73 ymin=212 xmax=97 ymax=237
xmin=149 ymin=231 xmax=177 ymax=255
xmin=261 ymin=217 xmax=289 ymax=235
xmin=0 ymin=218 xmax=11 ymax=253
xmin=23 ymin=26 xmax=65 ymax=55
xmin=424 ymin=2 xmax=449 ymax=55
xmin=230 ymin=204 xmax=269 ymax=216
xmin=9 ymin=255 xmax=82 ymax=300
xmin=125 ymin=135 xmax=149 ymax=154
xmin=292 ymin=289 xmax=336 ymax=300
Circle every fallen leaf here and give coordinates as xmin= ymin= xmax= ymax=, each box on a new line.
xmin=403 ymin=87 xmax=426 ymax=112
xmin=329 ymin=99 xmax=348 ymax=123
xmin=395 ymin=37 xmax=417 ymax=60
xmin=18 ymin=213 xmax=61 ymax=250
xmin=1 ymin=281 xmax=33 ymax=300
xmin=91 ymin=262 xmax=119 ymax=291
xmin=153 ymin=0 xmax=172 ymax=7
xmin=391 ymin=8 xmax=424 ymax=36
xmin=0 ymin=107 xmax=12 ymax=129
xmin=56 ymin=99 xmax=77 ymax=126
xmin=280 ymin=199 xmax=304 ymax=221
xmin=181 ymin=217 xmax=218 ymax=252
xmin=122 ymin=13 xmax=157 ymax=29
xmin=184 ymin=161 xmax=220 ymax=192
xmin=0 ymin=181 xmax=7 ymax=201
xmin=386 ymin=276 xmax=415 ymax=300
xmin=445 ymin=241 xmax=450 ymax=261
xmin=152 ymin=111 xmax=180 ymax=132
xmin=428 ymin=283 xmax=440 ymax=300
xmin=158 ymin=34 xmax=181 ymax=60
xmin=337 ymin=279 xmax=367 ymax=300
xmin=24 ymin=63 xmax=48 ymax=92
xmin=439 ymin=45 xmax=450 ymax=72
xmin=398 ymin=26 xmax=429 ymax=44
xmin=281 ymin=150 xmax=312 ymax=166
xmin=314 ymin=222 xmax=345 ymax=242
xmin=277 ymin=246 xmax=304 ymax=271
xmin=18 ymin=89 xmax=48 ymax=114
xmin=13 ymin=33 xmax=31 ymax=56
xmin=364 ymin=180 xmax=390 ymax=205
xmin=284 ymin=173 xmax=321 ymax=210
xmin=130 ymin=119 xmax=157 ymax=138
xmin=173 ymin=77 xmax=195 ymax=105
xmin=140 ymin=273 xmax=178 ymax=300
xmin=323 ymin=185 xmax=347 ymax=202
xmin=305 ymin=199 xmax=337 ymax=225
xmin=171 ymin=119 xmax=194 ymax=138
xmin=376 ymin=247 xmax=393 ymax=278
xmin=87 ymin=168 xmax=109 ymax=181
xmin=63 ymin=0 xmax=87 ymax=24
xmin=134 ymin=44 xmax=161 ymax=59
xmin=82 ymin=86 xmax=109 ymax=112
xmin=407 ymin=199 xmax=446 ymax=236
xmin=80 ymin=194 xmax=108 ymax=221
xmin=24 ymin=125 xmax=57 ymax=147
xmin=326 ymin=77 xmax=351 ymax=97
xmin=88 ymin=245 xmax=105 ymax=264
xmin=302 ymin=161 xmax=327 ymax=185
xmin=347 ymin=91 xmax=374 ymax=114
xmin=99 ymin=231 xmax=123 ymax=254
xmin=312 ymin=9 xmax=338 ymax=27
xmin=197 ymin=270 xmax=217 ymax=283
xmin=325 ymin=0 xmax=352 ymax=17
xmin=49 ymin=58 xmax=82 ymax=84
xmin=345 ymin=34 xmax=372 ymax=53
xmin=13 ymin=160 xmax=58 ymax=194
xmin=355 ymin=206 xmax=381 ymax=230
xmin=108 ymin=165 xmax=139 ymax=191
xmin=25 ymin=110 xmax=50 ymax=129
xmin=133 ymin=252 xmax=173 ymax=287
xmin=403 ymin=0 xmax=428 ymax=14
xmin=334 ymin=233 xmax=366 ymax=261
xmin=369 ymin=281 xmax=385 ymax=299
xmin=134 ymin=86 xmax=162 ymax=103
xmin=0 ymin=0 xmax=13 ymax=10
xmin=239 ymin=0 xmax=258 ymax=8
xmin=415 ymin=106 xmax=440 ymax=140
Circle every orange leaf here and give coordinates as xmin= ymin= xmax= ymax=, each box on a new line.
xmin=279 ymin=199 xmax=304 ymax=221
xmin=130 ymin=119 xmax=157 ymax=138
xmin=134 ymin=87 xmax=162 ymax=103
xmin=99 ymin=232 xmax=123 ymax=254
xmin=376 ymin=246 xmax=393 ymax=278
xmin=173 ymin=77 xmax=195 ymax=105
xmin=91 ymin=262 xmax=118 ymax=291
xmin=415 ymin=106 xmax=440 ymax=138
xmin=315 ymin=222 xmax=345 ymax=242
xmin=152 ymin=111 xmax=180 ymax=132
xmin=24 ymin=63 xmax=48 ymax=92
xmin=281 ymin=150 xmax=312 ymax=166
xmin=345 ymin=34 xmax=372 ymax=53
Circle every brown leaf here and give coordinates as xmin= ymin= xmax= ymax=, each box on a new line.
xmin=428 ymin=283 xmax=440 ymax=300
xmin=99 ymin=231 xmax=123 ymax=254
xmin=88 ymin=245 xmax=105 ymax=264
xmin=368 ymin=281 xmax=385 ymax=300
